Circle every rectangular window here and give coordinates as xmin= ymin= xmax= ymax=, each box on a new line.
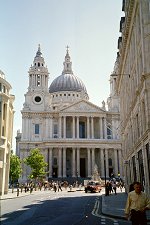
xmin=54 ymin=124 xmax=58 ymax=134
xmin=35 ymin=124 xmax=39 ymax=134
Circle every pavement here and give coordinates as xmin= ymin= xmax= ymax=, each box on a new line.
xmin=1 ymin=187 xmax=150 ymax=222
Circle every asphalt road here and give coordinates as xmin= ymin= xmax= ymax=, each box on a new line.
xmin=1 ymin=189 xmax=131 ymax=225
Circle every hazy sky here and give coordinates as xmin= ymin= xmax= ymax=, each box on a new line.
xmin=0 ymin=0 xmax=124 ymax=150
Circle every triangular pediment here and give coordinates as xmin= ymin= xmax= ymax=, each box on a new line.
xmin=61 ymin=100 xmax=105 ymax=113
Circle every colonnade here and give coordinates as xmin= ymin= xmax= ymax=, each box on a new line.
xmin=48 ymin=147 xmax=123 ymax=179
xmin=22 ymin=115 xmax=110 ymax=140
xmin=58 ymin=115 xmax=107 ymax=139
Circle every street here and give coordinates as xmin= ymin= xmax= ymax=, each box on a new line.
xmin=1 ymin=188 xmax=131 ymax=225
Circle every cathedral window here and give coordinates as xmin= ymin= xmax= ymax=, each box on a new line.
xmin=35 ymin=124 xmax=39 ymax=134
xmin=53 ymin=124 xmax=58 ymax=134
xmin=107 ymin=126 xmax=112 ymax=139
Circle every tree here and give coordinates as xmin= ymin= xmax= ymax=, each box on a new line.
xmin=24 ymin=148 xmax=48 ymax=180
xmin=9 ymin=153 xmax=22 ymax=185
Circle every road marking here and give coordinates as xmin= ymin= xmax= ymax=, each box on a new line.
xmin=92 ymin=198 xmax=120 ymax=224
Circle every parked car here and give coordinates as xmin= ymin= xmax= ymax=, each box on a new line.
xmin=85 ymin=181 xmax=102 ymax=193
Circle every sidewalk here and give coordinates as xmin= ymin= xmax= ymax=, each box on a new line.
xmin=0 ymin=188 xmax=34 ymax=200
xmin=101 ymin=188 xmax=150 ymax=222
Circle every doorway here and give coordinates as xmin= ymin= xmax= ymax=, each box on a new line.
xmin=80 ymin=158 xmax=86 ymax=177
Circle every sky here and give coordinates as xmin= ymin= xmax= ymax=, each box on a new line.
xmin=0 ymin=0 xmax=124 ymax=150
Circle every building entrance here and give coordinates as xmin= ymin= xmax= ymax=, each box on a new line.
xmin=80 ymin=158 xmax=86 ymax=177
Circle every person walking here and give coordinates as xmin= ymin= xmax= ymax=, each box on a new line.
xmin=125 ymin=181 xmax=150 ymax=225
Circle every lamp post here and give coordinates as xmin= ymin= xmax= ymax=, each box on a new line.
xmin=103 ymin=149 xmax=107 ymax=196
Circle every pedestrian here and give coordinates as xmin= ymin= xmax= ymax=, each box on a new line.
xmin=125 ymin=181 xmax=150 ymax=225
xmin=58 ymin=182 xmax=62 ymax=192
xmin=112 ymin=182 xmax=117 ymax=194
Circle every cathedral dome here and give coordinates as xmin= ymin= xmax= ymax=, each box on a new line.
xmin=49 ymin=73 xmax=87 ymax=93
xmin=49 ymin=47 xmax=88 ymax=96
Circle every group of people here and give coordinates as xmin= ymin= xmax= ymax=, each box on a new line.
xmin=125 ymin=181 xmax=150 ymax=225
xmin=105 ymin=180 xmax=124 ymax=196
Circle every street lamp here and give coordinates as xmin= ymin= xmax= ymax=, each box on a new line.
xmin=103 ymin=149 xmax=107 ymax=196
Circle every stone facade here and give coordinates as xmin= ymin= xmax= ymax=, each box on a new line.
xmin=17 ymin=45 xmax=123 ymax=182
xmin=116 ymin=0 xmax=150 ymax=194
xmin=0 ymin=70 xmax=15 ymax=195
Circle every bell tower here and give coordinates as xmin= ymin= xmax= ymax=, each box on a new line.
xmin=28 ymin=44 xmax=49 ymax=92
xmin=22 ymin=45 xmax=50 ymax=112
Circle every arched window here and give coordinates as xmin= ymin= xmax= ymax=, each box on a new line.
xmin=38 ymin=62 xmax=40 ymax=67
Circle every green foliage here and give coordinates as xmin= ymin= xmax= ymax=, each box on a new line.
xmin=9 ymin=153 xmax=22 ymax=183
xmin=24 ymin=148 xmax=48 ymax=180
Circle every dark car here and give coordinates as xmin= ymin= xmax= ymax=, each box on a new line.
xmin=85 ymin=181 xmax=102 ymax=193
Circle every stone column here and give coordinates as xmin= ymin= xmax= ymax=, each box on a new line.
xmin=91 ymin=117 xmax=94 ymax=139
xmin=72 ymin=116 xmax=75 ymax=138
xmin=91 ymin=148 xmax=95 ymax=174
xmin=99 ymin=117 xmax=102 ymax=139
xmin=63 ymin=116 xmax=66 ymax=138
xmin=72 ymin=148 xmax=76 ymax=177
xmin=76 ymin=148 xmax=80 ymax=177
xmin=63 ymin=148 xmax=66 ymax=177
xmin=101 ymin=149 xmax=105 ymax=178
xmin=104 ymin=117 xmax=107 ymax=139
xmin=87 ymin=148 xmax=91 ymax=177
xmin=87 ymin=116 xmax=90 ymax=138
xmin=49 ymin=116 xmax=53 ymax=138
xmin=58 ymin=148 xmax=62 ymax=178
xmin=99 ymin=149 xmax=105 ymax=177
xmin=77 ymin=116 xmax=79 ymax=139
xmin=59 ymin=116 xmax=62 ymax=138
xmin=114 ymin=149 xmax=118 ymax=177
xmin=49 ymin=148 xmax=53 ymax=177
xmin=105 ymin=149 xmax=109 ymax=177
